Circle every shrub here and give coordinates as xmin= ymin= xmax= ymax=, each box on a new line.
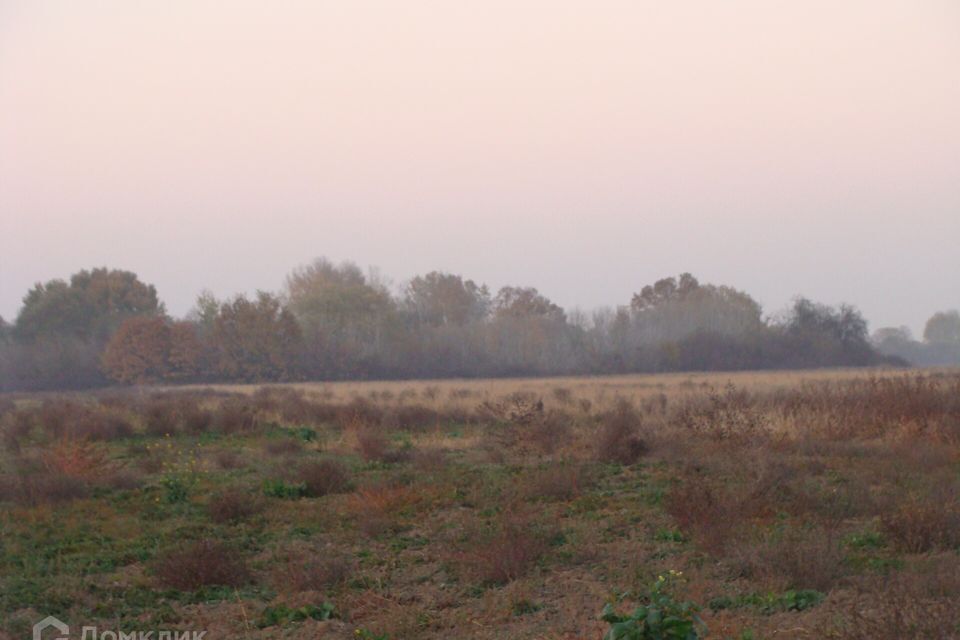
xmin=412 ymin=446 xmax=447 ymax=472
xmin=208 ymin=488 xmax=264 ymax=523
xmin=665 ymin=474 xmax=738 ymax=555
xmin=525 ymin=464 xmax=588 ymax=501
xmin=355 ymin=428 xmax=390 ymax=462
xmin=213 ymin=398 xmax=258 ymax=434
xmin=596 ymin=400 xmax=647 ymax=465
xmin=263 ymin=438 xmax=303 ymax=456
xmin=347 ymin=483 xmax=417 ymax=537
xmin=13 ymin=470 xmax=90 ymax=505
xmin=213 ymin=448 xmax=243 ymax=470
xmin=733 ymin=528 xmax=848 ymax=592
xmin=270 ymin=547 xmax=353 ymax=593
xmin=43 ymin=436 xmax=112 ymax=480
xmin=880 ymin=493 xmax=960 ymax=552
xmin=153 ymin=539 xmax=250 ymax=590
xmin=298 ymin=460 xmax=351 ymax=497
xmin=456 ymin=514 xmax=549 ymax=585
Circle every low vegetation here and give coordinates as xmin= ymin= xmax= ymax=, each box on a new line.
xmin=1 ymin=368 xmax=959 ymax=638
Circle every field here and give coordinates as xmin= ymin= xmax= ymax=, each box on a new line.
xmin=2 ymin=368 xmax=959 ymax=639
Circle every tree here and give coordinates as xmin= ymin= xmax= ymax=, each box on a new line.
xmin=628 ymin=274 xmax=764 ymax=349
xmin=403 ymin=272 xmax=489 ymax=327
xmin=923 ymin=310 xmax=960 ymax=345
xmin=775 ymin=298 xmax=875 ymax=366
xmin=285 ymin=258 xmax=396 ymax=375
xmin=211 ymin=292 xmax=302 ymax=381
xmin=493 ymin=286 xmax=566 ymax=322
xmin=101 ymin=316 xmax=172 ymax=384
xmin=14 ymin=268 xmax=163 ymax=344
xmin=167 ymin=321 xmax=204 ymax=380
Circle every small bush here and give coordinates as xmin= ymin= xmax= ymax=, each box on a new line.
xmin=263 ymin=438 xmax=303 ymax=456
xmin=153 ymin=539 xmax=250 ymax=590
xmin=456 ymin=514 xmax=549 ymax=585
xmin=525 ymin=464 xmax=588 ymax=501
xmin=880 ymin=493 xmax=960 ymax=553
xmin=208 ymin=488 xmax=264 ymax=523
xmin=355 ymin=428 xmax=390 ymax=462
xmin=14 ymin=471 xmax=90 ymax=505
xmin=271 ymin=547 xmax=353 ymax=593
xmin=214 ymin=448 xmax=243 ymax=470
xmin=596 ymin=400 xmax=647 ymax=465
xmin=298 ymin=460 xmax=351 ymax=497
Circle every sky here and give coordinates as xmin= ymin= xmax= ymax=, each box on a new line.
xmin=1 ymin=0 xmax=958 ymax=336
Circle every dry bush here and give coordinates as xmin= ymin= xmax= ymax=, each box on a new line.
xmin=347 ymin=483 xmax=417 ymax=537
xmin=263 ymin=438 xmax=303 ymax=456
xmin=412 ymin=446 xmax=447 ymax=472
xmin=551 ymin=386 xmax=573 ymax=404
xmin=355 ymin=428 xmax=399 ymax=463
xmin=524 ymin=463 xmax=588 ymax=501
xmin=207 ymin=488 xmax=264 ymax=523
xmin=142 ymin=397 xmax=182 ymax=437
xmin=880 ymin=491 xmax=960 ymax=553
xmin=153 ymin=539 xmax=250 ymax=590
xmin=455 ymin=513 xmax=550 ymax=585
xmin=779 ymin=374 xmax=960 ymax=442
xmin=298 ymin=460 xmax=352 ymax=497
xmin=43 ymin=437 xmax=113 ymax=480
xmin=141 ymin=395 xmax=211 ymax=437
xmin=666 ymin=473 xmax=739 ymax=555
xmin=212 ymin=397 xmax=259 ymax=434
xmin=595 ymin=399 xmax=647 ymax=465
xmin=29 ymin=400 xmax=135 ymax=441
xmin=527 ymin=409 xmax=573 ymax=455
xmin=10 ymin=470 xmax=90 ymax=505
xmin=355 ymin=427 xmax=388 ymax=461
xmin=832 ymin=559 xmax=960 ymax=639
xmin=213 ymin=448 xmax=244 ymax=470
xmin=479 ymin=392 xmax=544 ymax=425
xmin=270 ymin=545 xmax=353 ymax=594
xmin=1 ymin=410 xmax=33 ymax=452
xmin=671 ymin=384 xmax=769 ymax=441
xmin=732 ymin=527 xmax=848 ymax=592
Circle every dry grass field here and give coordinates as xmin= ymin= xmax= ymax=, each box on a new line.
xmin=2 ymin=368 xmax=959 ymax=639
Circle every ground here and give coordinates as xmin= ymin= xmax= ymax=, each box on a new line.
xmin=1 ymin=368 xmax=959 ymax=639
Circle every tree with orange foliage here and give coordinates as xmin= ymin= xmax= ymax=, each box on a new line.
xmin=101 ymin=316 xmax=171 ymax=384
xmin=167 ymin=321 xmax=204 ymax=379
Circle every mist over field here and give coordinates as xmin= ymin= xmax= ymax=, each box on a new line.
xmin=2 ymin=0 xmax=958 ymax=341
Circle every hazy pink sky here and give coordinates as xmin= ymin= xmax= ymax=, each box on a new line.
xmin=1 ymin=0 xmax=958 ymax=334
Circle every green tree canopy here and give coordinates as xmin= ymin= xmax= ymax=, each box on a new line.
xmin=13 ymin=268 xmax=163 ymax=344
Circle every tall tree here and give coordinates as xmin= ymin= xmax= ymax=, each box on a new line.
xmin=285 ymin=258 xmax=396 ymax=375
xmin=101 ymin=316 xmax=172 ymax=384
xmin=14 ymin=268 xmax=163 ymax=344
xmin=923 ymin=310 xmax=960 ymax=345
xmin=211 ymin=292 xmax=302 ymax=381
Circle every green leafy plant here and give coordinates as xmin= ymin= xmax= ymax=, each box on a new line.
xmin=708 ymin=589 xmax=824 ymax=615
xmin=601 ymin=571 xmax=706 ymax=640
xmin=258 ymin=602 xmax=335 ymax=627
xmin=262 ymin=479 xmax=307 ymax=499
xmin=160 ymin=473 xmax=193 ymax=503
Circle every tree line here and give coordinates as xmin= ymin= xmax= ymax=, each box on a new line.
xmin=1 ymin=259 xmax=950 ymax=390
